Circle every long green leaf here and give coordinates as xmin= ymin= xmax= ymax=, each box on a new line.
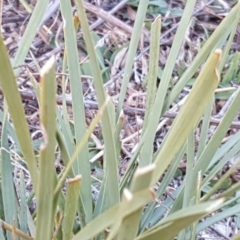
xmin=196 ymin=99 xmax=213 ymax=159
xmin=197 ymin=202 xmax=240 ymax=234
xmin=59 ymin=0 xmax=92 ymax=222
xmin=13 ymin=0 xmax=50 ymax=72
xmin=141 ymin=0 xmax=197 ymax=166
xmin=115 ymin=165 xmax=155 ymax=240
xmin=1 ymin=103 xmax=18 ymax=240
xmin=72 ymin=188 xmax=154 ymax=240
xmin=0 ymin=109 xmax=21 ymax=152
xmin=35 ymin=57 xmax=57 ymax=240
xmin=201 ymin=138 xmax=240 ymax=189
xmin=140 ymin=146 xmax=186 ymax=232
xmin=63 ymin=176 xmax=82 ymax=240
xmin=136 ymin=199 xmax=224 ymax=240
xmin=170 ymin=88 xmax=240 ymax=214
xmin=116 ymin=0 xmax=149 ymax=118
xmin=140 ymin=16 xmax=161 ymax=167
xmin=151 ymin=49 xmax=221 ymax=185
xmin=0 ymin=35 xmax=38 ymax=193
xmin=54 ymin=96 xmax=110 ymax=195
xmin=75 ymin=0 xmax=119 ymax=213
xmin=193 ymin=89 xmax=240 ymax=189
xmin=201 ymin=158 xmax=240 ymax=202
xmin=19 ymin=171 xmax=28 ymax=236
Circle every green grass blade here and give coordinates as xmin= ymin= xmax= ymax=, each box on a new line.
xmin=209 ymin=129 xmax=240 ymax=168
xmin=114 ymin=112 xmax=124 ymax=160
xmin=93 ymin=100 xmax=121 ymax=216
xmin=201 ymin=138 xmax=240 ymax=189
xmin=182 ymin=131 xmax=195 ymax=208
xmin=141 ymin=0 xmax=197 ymax=166
xmin=178 ymin=146 xmax=196 ymax=240
xmin=1 ymin=104 xmax=18 ymax=240
xmin=35 ymin=57 xmax=57 ymax=240
xmin=116 ymin=0 xmax=149 ymax=118
xmin=75 ymin=0 xmax=119 ymax=211
xmin=218 ymin=9 xmax=239 ymax=74
xmin=29 ymin=73 xmax=40 ymax=106
xmin=26 ymin=207 xmax=35 ymax=238
xmin=201 ymin=158 xmax=240 ymax=202
xmin=170 ymin=88 xmax=240 ymax=215
xmin=107 ymin=188 xmax=152 ymax=240
xmin=151 ymin=49 xmax=221 ymax=185
xmin=19 ymin=171 xmax=28 ymax=236
xmin=13 ymin=0 xmax=50 ymax=71
xmin=136 ymin=199 xmax=224 ymax=240
xmin=115 ymin=166 xmax=155 ymax=240
xmin=0 ymin=187 xmax=4 ymax=222
xmin=140 ymin=16 xmax=161 ymax=167
xmin=72 ymin=188 xmax=154 ymax=240
xmin=0 ymin=35 xmax=38 ymax=193
xmin=142 ymin=15 xmax=161 ymax=91
xmin=119 ymin=140 xmax=144 ymax=193
xmin=140 ymin=145 xmax=186 ymax=232
xmin=56 ymin=108 xmax=75 ymax=158
xmin=216 ymin=181 xmax=240 ymax=200
xmin=54 ymin=96 xmax=110 ymax=195
xmin=0 ymin=110 xmax=21 ymax=152
xmin=63 ymin=176 xmax=82 ymax=240
xmin=56 ymin=127 xmax=74 ymax=178
xmin=93 ymin=174 xmax=107 ymax=218
xmin=197 ymin=202 xmax=240 ymax=234
xmin=193 ymin=89 xmax=240 ymax=186
xmin=60 ymin=47 xmax=76 ymax=158
xmin=196 ymin=99 xmax=213 ymax=159
xmin=59 ymin=0 xmax=92 ymax=222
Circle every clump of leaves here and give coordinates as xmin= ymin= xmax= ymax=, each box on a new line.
xmin=0 ymin=1 xmax=240 ymax=240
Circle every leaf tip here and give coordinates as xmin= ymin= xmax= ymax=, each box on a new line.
xmin=214 ymin=49 xmax=222 ymax=83
xmin=206 ymin=198 xmax=224 ymax=212
xmin=214 ymin=49 xmax=222 ymax=62
xmin=136 ymin=164 xmax=155 ymax=176
xmin=40 ymin=56 xmax=55 ymax=78
xmin=67 ymin=175 xmax=82 ymax=184
xmin=123 ymin=189 xmax=133 ymax=201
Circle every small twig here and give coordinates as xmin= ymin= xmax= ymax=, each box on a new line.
xmin=1 ymin=220 xmax=33 ymax=240
xmin=123 ymin=106 xmax=240 ymax=129
xmin=83 ymin=1 xmax=133 ymax=35
xmin=2 ymin=15 xmax=28 ymax=24
xmin=0 ymin=88 xmax=239 ymax=129
xmin=88 ymin=0 xmax=129 ymax=31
